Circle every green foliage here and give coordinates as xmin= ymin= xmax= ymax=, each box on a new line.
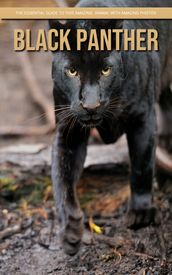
xmin=0 ymin=175 xmax=52 ymax=205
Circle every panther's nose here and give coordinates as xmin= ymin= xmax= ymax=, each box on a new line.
xmin=80 ymin=102 xmax=101 ymax=113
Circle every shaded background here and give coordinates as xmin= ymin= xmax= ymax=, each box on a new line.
xmin=0 ymin=0 xmax=77 ymax=148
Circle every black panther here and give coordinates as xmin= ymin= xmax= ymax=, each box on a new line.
xmin=50 ymin=0 xmax=172 ymax=255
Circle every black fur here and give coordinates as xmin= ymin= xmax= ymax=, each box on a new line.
xmin=50 ymin=0 xmax=172 ymax=255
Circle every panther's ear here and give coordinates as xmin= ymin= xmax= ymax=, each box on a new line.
xmin=49 ymin=19 xmax=67 ymax=29
xmin=92 ymin=19 xmax=123 ymax=30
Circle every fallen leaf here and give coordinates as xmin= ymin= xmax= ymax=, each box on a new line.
xmin=89 ymin=217 xmax=103 ymax=234
xmin=43 ymin=185 xmax=52 ymax=202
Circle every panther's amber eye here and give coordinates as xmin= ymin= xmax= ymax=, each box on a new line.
xmin=66 ymin=68 xmax=78 ymax=77
xmin=101 ymin=66 xmax=112 ymax=76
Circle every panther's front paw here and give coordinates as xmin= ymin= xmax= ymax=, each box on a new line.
xmin=126 ymin=207 xmax=157 ymax=229
xmin=60 ymin=209 xmax=83 ymax=256
xmin=126 ymin=193 xmax=158 ymax=229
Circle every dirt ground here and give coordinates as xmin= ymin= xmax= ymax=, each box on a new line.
xmin=0 ymin=171 xmax=172 ymax=275
xmin=0 ymin=21 xmax=172 ymax=275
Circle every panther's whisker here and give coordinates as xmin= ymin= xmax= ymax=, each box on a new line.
xmin=22 ymin=112 xmax=49 ymax=124
xmin=103 ymin=112 xmax=113 ymax=120
xmin=105 ymin=110 xmax=117 ymax=117
xmin=54 ymin=104 xmax=70 ymax=107
xmin=66 ymin=116 xmax=76 ymax=142
xmin=58 ymin=112 xmax=73 ymax=123
xmin=57 ymin=109 xmax=72 ymax=117
xmin=54 ymin=106 xmax=71 ymax=112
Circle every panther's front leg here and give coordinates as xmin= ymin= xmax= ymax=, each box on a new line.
xmin=126 ymin=110 xmax=157 ymax=229
xmin=51 ymin=126 xmax=89 ymax=255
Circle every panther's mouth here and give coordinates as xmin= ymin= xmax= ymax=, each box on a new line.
xmin=79 ymin=117 xmax=103 ymax=127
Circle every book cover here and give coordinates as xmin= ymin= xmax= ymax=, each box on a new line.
xmin=0 ymin=1 xmax=172 ymax=274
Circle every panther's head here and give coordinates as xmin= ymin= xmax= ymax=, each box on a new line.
xmin=50 ymin=19 xmax=126 ymax=127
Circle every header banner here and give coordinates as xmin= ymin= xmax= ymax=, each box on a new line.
xmin=0 ymin=7 xmax=172 ymax=19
